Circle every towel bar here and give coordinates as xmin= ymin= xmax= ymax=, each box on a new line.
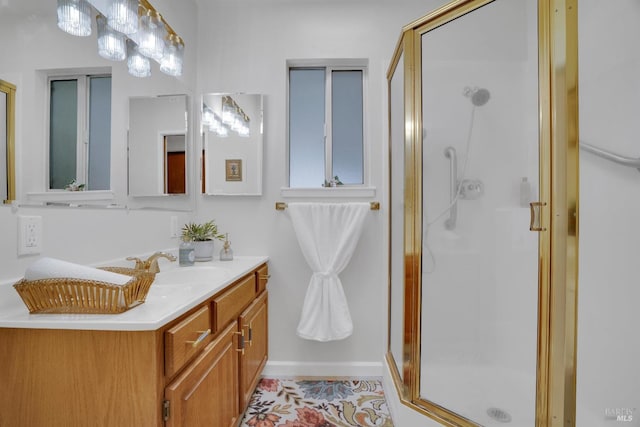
xmin=275 ymin=201 xmax=380 ymax=211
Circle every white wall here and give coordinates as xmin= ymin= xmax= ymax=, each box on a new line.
xmin=194 ymin=0 xmax=441 ymax=371
xmin=577 ymin=1 xmax=640 ymax=425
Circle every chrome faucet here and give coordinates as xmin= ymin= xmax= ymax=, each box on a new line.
xmin=127 ymin=252 xmax=177 ymax=273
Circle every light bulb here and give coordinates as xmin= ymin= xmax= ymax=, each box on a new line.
xmin=138 ymin=9 xmax=165 ymax=61
xmin=57 ymin=0 xmax=92 ymax=37
xmin=97 ymin=14 xmax=126 ymax=61
xmin=127 ymin=40 xmax=150 ymax=77
xmin=160 ymin=35 xmax=184 ymax=77
xmin=107 ymin=0 xmax=138 ymax=35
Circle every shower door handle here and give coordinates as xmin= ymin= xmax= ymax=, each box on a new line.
xmin=529 ymin=202 xmax=547 ymax=232
xmin=444 ymin=146 xmax=458 ymax=230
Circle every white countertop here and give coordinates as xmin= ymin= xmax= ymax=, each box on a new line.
xmin=0 ymin=256 xmax=269 ymax=331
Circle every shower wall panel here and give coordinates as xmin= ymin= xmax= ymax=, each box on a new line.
xmin=577 ymin=1 xmax=640 ymax=425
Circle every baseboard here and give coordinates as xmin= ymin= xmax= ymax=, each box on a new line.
xmin=263 ymin=360 xmax=383 ymax=378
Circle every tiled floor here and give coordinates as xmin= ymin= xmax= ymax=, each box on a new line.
xmin=240 ymin=377 xmax=395 ymax=426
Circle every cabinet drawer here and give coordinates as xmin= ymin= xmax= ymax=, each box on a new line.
xmin=256 ymin=264 xmax=269 ymax=293
xmin=214 ymin=274 xmax=256 ymax=332
xmin=165 ymin=305 xmax=212 ymax=377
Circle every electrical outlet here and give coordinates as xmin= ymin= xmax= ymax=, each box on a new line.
xmin=18 ymin=216 xmax=43 ymax=255
xmin=170 ymin=216 xmax=179 ymax=238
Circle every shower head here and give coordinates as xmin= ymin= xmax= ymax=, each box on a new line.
xmin=463 ymin=86 xmax=491 ymax=107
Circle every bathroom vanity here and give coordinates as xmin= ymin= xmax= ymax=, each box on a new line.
xmin=0 ymin=256 xmax=269 ymax=427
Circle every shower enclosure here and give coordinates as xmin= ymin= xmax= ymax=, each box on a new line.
xmin=387 ymin=0 xmax=578 ymax=426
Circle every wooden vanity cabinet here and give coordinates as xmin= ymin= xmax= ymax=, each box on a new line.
xmin=239 ymin=290 xmax=268 ymax=409
xmin=164 ymin=321 xmax=240 ymax=427
xmin=162 ymin=265 xmax=269 ymax=427
xmin=0 ymin=263 xmax=269 ymax=427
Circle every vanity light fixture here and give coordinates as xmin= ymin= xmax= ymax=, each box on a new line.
xmin=55 ymin=0 xmax=185 ymax=78
xmin=208 ymin=97 xmax=251 ymax=137
xmin=137 ymin=7 xmax=165 ymax=61
xmin=221 ymin=97 xmax=236 ymax=126
xmin=57 ymin=0 xmax=92 ymax=37
xmin=126 ymin=40 xmax=151 ymax=77
xmin=97 ymin=14 xmax=127 ymax=61
xmin=219 ymin=96 xmax=251 ymax=137
xmin=159 ymin=34 xmax=184 ymax=76
xmin=208 ymin=112 xmax=229 ymax=138
xmin=214 ymin=123 xmax=229 ymax=138
xmin=238 ymin=115 xmax=251 ymax=137
xmin=202 ymin=106 xmax=215 ymax=126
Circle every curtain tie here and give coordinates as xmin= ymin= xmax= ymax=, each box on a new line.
xmin=313 ymin=271 xmax=335 ymax=280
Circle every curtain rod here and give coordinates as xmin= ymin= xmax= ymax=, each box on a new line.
xmin=275 ymin=201 xmax=380 ymax=211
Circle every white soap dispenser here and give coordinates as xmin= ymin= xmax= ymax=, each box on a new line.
xmin=520 ymin=177 xmax=532 ymax=207
xmin=219 ymin=233 xmax=233 ymax=261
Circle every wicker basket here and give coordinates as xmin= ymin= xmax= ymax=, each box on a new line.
xmin=13 ymin=267 xmax=156 ymax=314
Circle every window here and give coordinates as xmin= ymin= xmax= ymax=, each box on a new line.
xmin=288 ymin=61 xmax=366 ymax=188
xmin=48 ymin=74 xmax=111 ymax=190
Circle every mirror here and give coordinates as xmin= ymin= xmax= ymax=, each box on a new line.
xmin=1 ymin=79 xmax=16 ymax=204
xmin=201 ymin=93 xmax=263 ymax=196
xmin=128 ymin=95 xmax=188 ymax=197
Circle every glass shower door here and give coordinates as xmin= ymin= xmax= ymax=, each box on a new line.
xmin=418 ymin=0 xmax=540 ymax=425
xmin=388 ymin=49 xmax=406 ymax=382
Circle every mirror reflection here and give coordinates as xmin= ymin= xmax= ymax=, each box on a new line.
xmin=1 ymin=79 xmax=16 ymax=203
xmin=128 ymin=95 xmax=188 ymax=197
xmin=201 ymin=93 xmax=263 ymax=196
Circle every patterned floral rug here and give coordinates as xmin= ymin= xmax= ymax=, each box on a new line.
xmin=240 ymin=378 xmax=395 ymax=427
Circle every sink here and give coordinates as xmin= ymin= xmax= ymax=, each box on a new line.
xmin=153 ymin=266 xmax=229 ymax=286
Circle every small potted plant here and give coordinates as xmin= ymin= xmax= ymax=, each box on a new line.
xmin=181 ymin=220 xmax=225 ymax=261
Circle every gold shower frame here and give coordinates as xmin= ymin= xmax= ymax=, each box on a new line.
xmin=386 ymin=0 xmax=579 ymax=426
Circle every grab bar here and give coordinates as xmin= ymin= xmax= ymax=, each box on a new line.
xmin=444 ymin=146 xmax=457 ymax=230
xmin=580 ymin=141 xmax=640 ymax=172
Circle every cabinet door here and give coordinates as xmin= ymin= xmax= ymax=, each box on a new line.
xmin=165 ymin=321 xmax=240 ymax=427
xmin=238 ymin=291 xmax=268 ymax=410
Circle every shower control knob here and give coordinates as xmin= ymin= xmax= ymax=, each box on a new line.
xmin=458 ymin=179 xmax=484 ymax=200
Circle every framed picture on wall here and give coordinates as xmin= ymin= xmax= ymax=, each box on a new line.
xmin=225 ymin=159 xmax=243 ymax=181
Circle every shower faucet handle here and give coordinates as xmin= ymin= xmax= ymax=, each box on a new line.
xmin=458 ymin=179 xmax=484 ymax=200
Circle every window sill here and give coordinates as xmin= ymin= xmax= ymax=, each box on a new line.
xmin=27 ymin=190 xmax=115 ymax=204
xmin=280 ymin=186 xmax=376 ymax=199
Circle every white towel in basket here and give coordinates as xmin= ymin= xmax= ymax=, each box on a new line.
xmin=25 ymin=257 xmax=133 ymax=286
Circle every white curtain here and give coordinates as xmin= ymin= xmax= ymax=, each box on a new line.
xmin=287 ymin=202 xmax=369 ymax=341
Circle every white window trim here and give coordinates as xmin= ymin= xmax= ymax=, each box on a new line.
xmin=42 ymin=67 xmax=112 ymax=199
xmin=26 ymin=190 xmax=115 ymax=203
xmin=284 ymin=59 xmax=373 ymax=198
